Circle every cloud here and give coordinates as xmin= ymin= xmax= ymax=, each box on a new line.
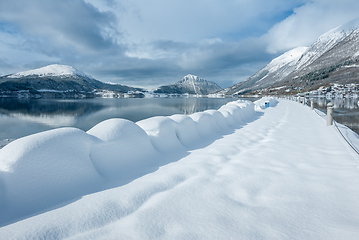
xmin=0 ymin=0 xmax=358 ymax=89
xmin=0 ymin=0 xmax=120 ymax=54
xmin=264 ymin=0 xmax=359 ymax=53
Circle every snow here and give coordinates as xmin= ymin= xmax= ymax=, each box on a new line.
xmin=295 ymin=18 xmax=359 ymax=71
xmin=7 ymin=64 xmax=94 ymax=79
xmin=1 ymin=98 xmax=359 ymax=239
xmin=267 ymin=46 xmax=308 ymax=72
xmin=338 ymin=17 xmax=359 ymax=33
xmin=174 ymin=74 xmax=222 ymax=94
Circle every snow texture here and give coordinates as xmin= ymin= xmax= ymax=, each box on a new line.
xmin=6 ymin=64 xmax=94 ymax=79
xmin=296 ymin=18 xmax=359 ymax=71
xmin=266 ymin=47 xmax=308 ymax=73
xmin=1 ymin=98 xmax=359 ymax=240
xmin=221 ymin=47 xmax=308 ymax=95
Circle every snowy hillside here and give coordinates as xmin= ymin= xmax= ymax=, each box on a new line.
xmin=223 ymin=18 xmax=359 ymax=95
xmin=155 ymin=74 xmax=222 ymax=95
xmin=6 ymin=64 xmax=94 ymax=79
xmin=0 ymin=64 xmax=144 ymax=98
xmin=221 ymin=47 xmax=307 ymax=95
xmin=295 ymin=18 xmax=359 ymax=71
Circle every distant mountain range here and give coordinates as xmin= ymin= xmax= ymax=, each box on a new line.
xmin=0 ymin=64 xmax=144 ymax=98
xmin=154 ymin=74 xmax=222 ymax=95
xmin=5 ymin=17 xmax=359 ymax=99
xmin=0 ymin=66 xmax=222 ymax=98
xmin=221 ymin=18 xmax=359 ymax=95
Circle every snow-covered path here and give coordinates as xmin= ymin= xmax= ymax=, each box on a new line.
xmin=1 ymin=99 xmax=359 ymax=239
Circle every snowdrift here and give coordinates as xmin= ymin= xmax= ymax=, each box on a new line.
xmin=0 ymin=99 xmax=267 ymax=226
xmin=253 ymin=97 xmax=279 ymax=109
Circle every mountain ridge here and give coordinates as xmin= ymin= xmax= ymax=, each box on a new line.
xmin=154 ymin=74 xmax=222 ymax=95
xmin=4 ymin=64 xmax=94 ymax=79
xmin=0 ymin=64 xmax=144 ymax=98
xmin=221 ymin=18 xmax=359 ymax=95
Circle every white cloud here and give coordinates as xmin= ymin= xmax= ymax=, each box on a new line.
xmin=264 ymin=0 xmax=359 ymax=53
xmin=1 ymin=0 xmax=358 ymax=88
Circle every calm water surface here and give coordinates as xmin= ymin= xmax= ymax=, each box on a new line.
xmin=1 ymin=97 xmax=357 ymax=146
xmin=0 ymin=97 xmax=254 ymax=141
xmin=312 ymin=97 xmax=359 ymax=135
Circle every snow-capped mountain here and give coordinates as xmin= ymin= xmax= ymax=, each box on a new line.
xmin=6 ymin=64 xmax=94 ymax=80
xmin=0 ymin=64 xmax=144 ymax=97
xmin=222 ymin=18 xmax=359 ymax=95
xmin=294 ymin=19 xmax=359 ymax=71
xmin=155 ymin=74 xmax=222 ymax=95
xmin=221 ymin=47 xmax=308 ymax=95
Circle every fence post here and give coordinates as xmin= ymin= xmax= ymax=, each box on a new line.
xmin=302 ymin=97 xmax=305 ymax=105
xmin=327 ymin=102 xmax=334 ymax=126
xmin=310 ymin=98 xmax=314 ymax=110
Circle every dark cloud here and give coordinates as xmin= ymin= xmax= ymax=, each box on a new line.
xmin=0 ymin=0 xmax=120 ymax=53
xmin=1 ymin=0 xmax=358 ymax=89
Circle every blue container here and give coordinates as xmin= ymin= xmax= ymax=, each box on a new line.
xmin=265 ymin=101 xmax=270 ymax=108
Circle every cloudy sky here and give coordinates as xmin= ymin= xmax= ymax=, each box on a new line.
xmin=0 ymin=0 xmax=358 ymax=89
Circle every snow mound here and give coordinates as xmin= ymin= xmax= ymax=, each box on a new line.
xmin=87 ymin=119 xmax=158 ymax=179
xmin=254 ymin=97 xmax=279 ymax=110
xmin=137 ymin=116 xmax=185 ymax=153
xmin=0 ymin=128 xmax=103 ymax=224
xmin=204 ymin=109 xmax=232 ymax=133
xmin=189 ymin=112 xmax=222 ymax=138
xmin=219 ymin=103 xmax=246 ymax=127
xmin=0 ymin=99 xmax=260 ymax=226
xmin=169 ymin=114 xmax=202 ymax=148
xmin=7 ymin=64 xmax=93 ymax=79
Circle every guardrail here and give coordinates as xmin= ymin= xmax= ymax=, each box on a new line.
xmin=283 ymin=96 xmax=359 ymax=156
xmin=309 ymin=99 xmax=359 ymax=155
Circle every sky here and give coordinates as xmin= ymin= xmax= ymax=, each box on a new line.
xmin=0 ymin=0 xmax=359 ymax=89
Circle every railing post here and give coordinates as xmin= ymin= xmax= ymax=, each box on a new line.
xmin=327 ymin=102 xmax=334 ymax=126
xmin=302 ymin=97 xmax=305 ymax=105
xmin=310 ymin=98 xmax=314 ymax=110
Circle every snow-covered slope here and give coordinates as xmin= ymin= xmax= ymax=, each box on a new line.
xmin=295 ymin=18 xmax=359 ymax=71
xmin=266 ymin=47 xmax=308 ymax=73
xmin=155 ymin=74 xmax=222 ymax=95
xmin=223 ymin=18 xmax=359 ymax=95
xmin=6 ymin=64 xmax=94 ymax=79
xmin=221 ymin=47 xmax=307 ymax=95
xmin=0 ymin=64 xmax=144 ymax=97
xmin=278 ymin=18 xmax=359 ymax=90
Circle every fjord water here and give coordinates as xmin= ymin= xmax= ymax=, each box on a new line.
xmin=0 ymin=97 xmax=249 ymax=142
xmin=312 ymin=97 xmax=359 ymax=135
xmin=1 ymin=97 xmax=358 ymax=146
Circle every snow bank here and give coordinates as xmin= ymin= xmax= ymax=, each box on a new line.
xmin=87 ymin=119 xmax=158 ymax=179
xmin=0 ymin=99 xmax=259 ymax=226
xmin=0 ymin=128 xmax=104 ymax=224
xmin=254 ymin=97 xmax=279 ymax=109
xmin=137 ymin=116 xmax=185 ymax=153
xmin=169 ymin=114 xmax=202 ymax=148
xmin=1 ymin=99 xmax=359 ymax=239
xmin=189 ymin=112 xmax=222 ymax=138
